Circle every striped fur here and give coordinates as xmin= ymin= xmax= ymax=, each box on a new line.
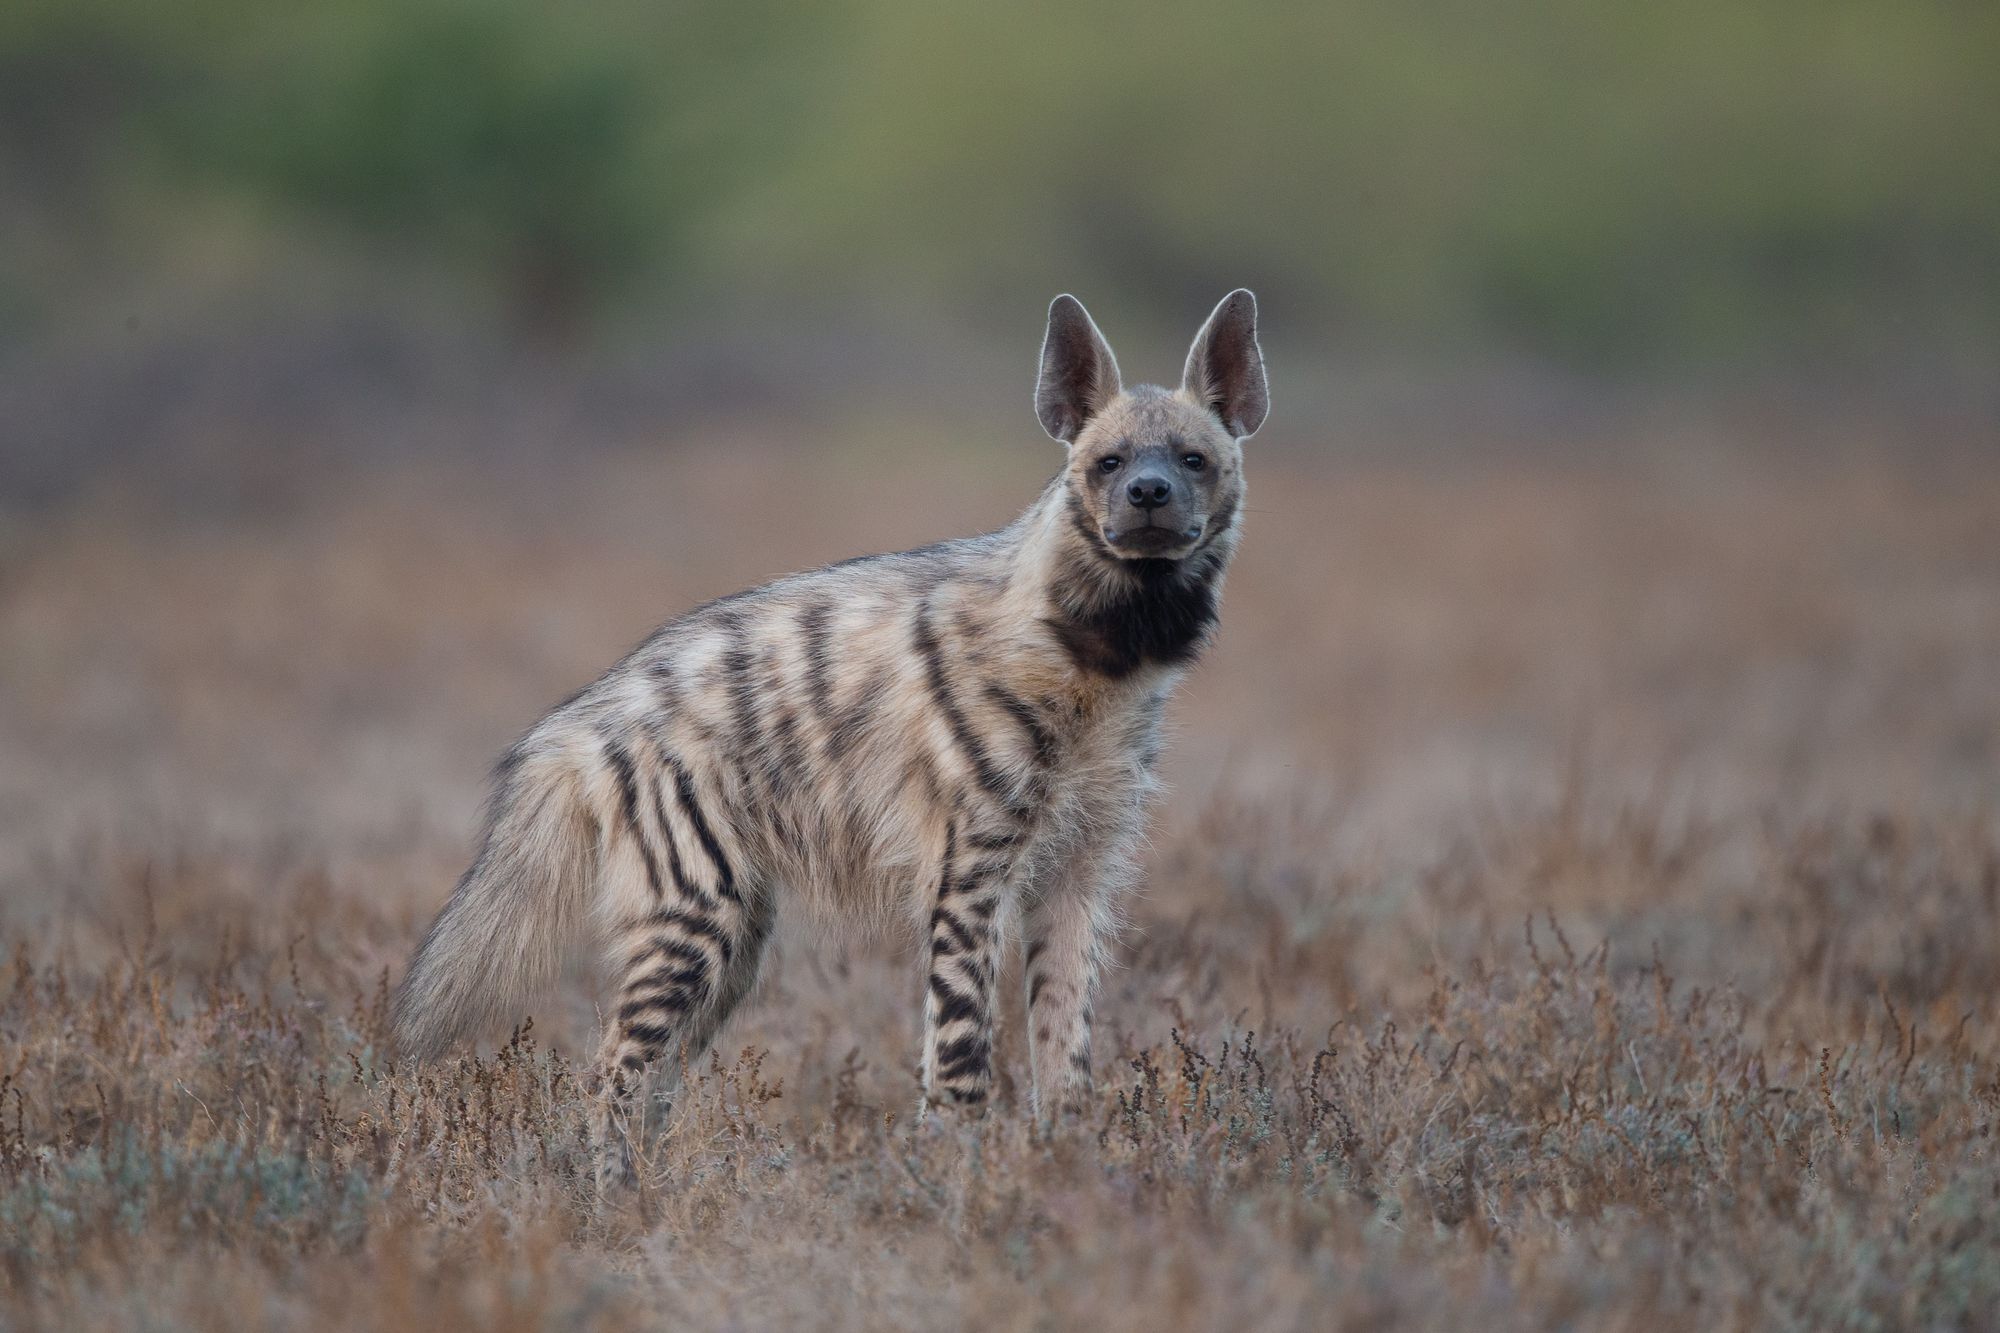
xmin=391 ymin=291 xmax=1269 ymax=1159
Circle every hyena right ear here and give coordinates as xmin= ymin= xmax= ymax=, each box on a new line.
xmin=1035 ymin=294 xmax=1122 ymax=443
xmin=1182 ymin=289 xmax=1269 ymax=439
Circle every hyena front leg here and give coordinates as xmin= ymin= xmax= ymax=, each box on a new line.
xmin=922 ymin=824 xmax=1019 ymax=1113
xmin=1023 ymin=882 xmax=1113 ymax=1120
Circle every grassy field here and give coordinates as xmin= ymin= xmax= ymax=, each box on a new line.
xmin=2 ymin=419 xmax=1997 ymax=1329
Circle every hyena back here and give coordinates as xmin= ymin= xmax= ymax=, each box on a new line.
xmin=392 ymin=289 xmax=1269 ymax=1137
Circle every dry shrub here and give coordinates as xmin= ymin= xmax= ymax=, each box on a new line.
xmin=3 ymin=440 xmax=1999 ymax=1328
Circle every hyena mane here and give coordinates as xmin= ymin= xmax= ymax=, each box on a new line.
xmin=391 ymin=289 xmax=1269 ymax=1161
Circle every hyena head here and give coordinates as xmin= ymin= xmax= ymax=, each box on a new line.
xmin=1036 ymin=289 xmax=1269 ymax=563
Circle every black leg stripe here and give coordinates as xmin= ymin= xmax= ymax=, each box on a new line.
xmin=929 ymin=975 xmax=983 ymax=1026
xmin=627 ymin=961 xmax=710 ymax=997
xmin=643 ymin=909 xmax=734 ymax=966
xmin=963 ymin=957 xmax=992 ymax=991
xmin=936 ymin=1035 xmax=992 ymax=1078
xmin=957 ymin=855 xmax=1015 ymax=888
xmin=618 ymin=995 xmax=691 ymax=1024
xmin=931 ymin=909 xmax=978 ymax=957
xmin=629 ymin=934 xmax=714 ymax=974
xmin=623 ymin=1020 xmax=679 ymax=1050
xmin=933 ymin=821 xmax=958 ymax=905
xmin=622 ymin=981 xmax=704 ymax=1018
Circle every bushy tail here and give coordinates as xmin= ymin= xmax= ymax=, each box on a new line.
xmin=391 ymin=750 xmax=598 ymax=1060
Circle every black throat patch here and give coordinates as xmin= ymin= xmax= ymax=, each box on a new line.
xmin=1044 ymin=552 xmax=1223 ymax=680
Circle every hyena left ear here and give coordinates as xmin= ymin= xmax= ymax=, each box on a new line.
xmin=1036 ymin=294 xmax=1123 ymax=443
xmin=1182 ymin=289 xmax=1269 ymax=439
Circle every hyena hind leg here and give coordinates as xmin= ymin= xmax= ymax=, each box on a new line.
xmin=593 ymin=883 xmax=776 ymax=1187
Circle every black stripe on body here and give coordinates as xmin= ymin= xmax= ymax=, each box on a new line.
xmin=719 ymin=618 xmax=768 ymax=771
xmin=662 ymin=753 xmax=739 ymax=903
xmin=911 ymin=604 xmax=1031 ymax=819
xmin=826 ymin=673 xmax=887 ymax=762
xmin=983 ymin=683 xmax=1060 ymax=769
xmin=646 ymin=771 xmax=704 ymax=909
xmin=648 ymin=659 xmax=683 ymax=709
xmin=757 ymin=643 xmax=805 ymax=803
xmin=604 ymin=741 xmax=668 ymax=900
xmin=768 ymin=701 xmax=811 ymax=806
xmin=798 ymin=602 xmax=836 ymax=725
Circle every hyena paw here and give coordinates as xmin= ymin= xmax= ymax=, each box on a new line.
xmin=592 ymin=1130 xmax=639 ymax=1195
xmin=921 ymin=1086 xmax=991 ymax=1122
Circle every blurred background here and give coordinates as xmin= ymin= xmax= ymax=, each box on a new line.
xmin=1 ymin=1 xmax=1996 ymax=922
xmin=5 ymin=0 xmax=1998 ymax=504
xmin=6 ymin=13 xmax=2000 ymax=1321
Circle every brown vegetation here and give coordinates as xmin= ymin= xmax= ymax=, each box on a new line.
xmin=2 ymin=425 xmax=1997 ymax=1329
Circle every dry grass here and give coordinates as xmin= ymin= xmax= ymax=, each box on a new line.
xmin=2 ymin=423 xmax=1998 ymax=1330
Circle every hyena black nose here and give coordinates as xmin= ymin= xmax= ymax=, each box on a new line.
xmin=1126 ymin=474 xmax=1173 ymax=510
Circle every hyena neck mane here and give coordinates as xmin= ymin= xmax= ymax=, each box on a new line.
xmin=1018 ymin=479 xmax=1232 ymax=681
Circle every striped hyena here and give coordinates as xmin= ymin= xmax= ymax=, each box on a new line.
xmin=391 ymin=290 xmax=1269 ymax=1154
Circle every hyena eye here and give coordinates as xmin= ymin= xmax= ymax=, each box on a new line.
xmin=1181 ymin=453 xmax=1206 ymax=471
xmin=1098 ymin=456 xmax=1123 ymax=474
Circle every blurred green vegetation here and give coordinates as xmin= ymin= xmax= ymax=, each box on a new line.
xmin=2 ymin=0 xmax=1996 ymax=369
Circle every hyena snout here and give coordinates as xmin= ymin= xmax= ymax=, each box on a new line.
xmin=1106 ymin=469 xmax=1203 ymax=552
xmin=1124 ymin=472 xmax=1174 ymax=510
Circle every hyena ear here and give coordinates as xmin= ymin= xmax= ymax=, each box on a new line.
xmin=1035 ymin=294 xmax=1123 ymax=443
xmin=1181 ymin=288 xmax=1269 ymax=439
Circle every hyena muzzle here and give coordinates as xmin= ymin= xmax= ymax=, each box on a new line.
xmin=391 ymin=290 xmax=1269 ymax=1173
